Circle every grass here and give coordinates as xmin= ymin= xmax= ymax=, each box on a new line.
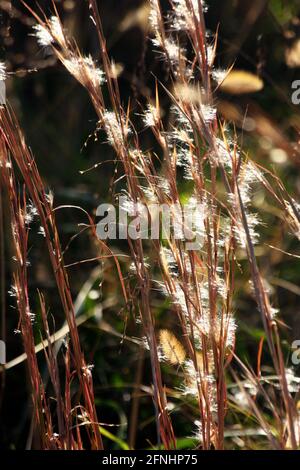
xmin=0 ymin=0 xmax=300 ymax=450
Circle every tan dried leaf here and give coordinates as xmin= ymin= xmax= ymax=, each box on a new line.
xmin=285 ymin=40 xmax=300 ymax=68
xmin=119 ymin=3 xmax=151 ymax=33
xmin=159 ymin=329 xmax=186 ymax=365
xmin=219 ymin=70 xmax=264 ymax=94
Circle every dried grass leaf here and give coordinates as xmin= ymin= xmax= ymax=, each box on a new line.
xmin=219 ymin=70 xmax=264 ymax=94
xmin=159 ymin=329 xmax=186 ymax=365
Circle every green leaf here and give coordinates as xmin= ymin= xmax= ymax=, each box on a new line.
xmin=99 ymin=426 xmax=130 ymax=450
xmin=269 ymin=0 xmax=299 ymax=25
xmin=175 ymin=437 xmax=198 ymax=449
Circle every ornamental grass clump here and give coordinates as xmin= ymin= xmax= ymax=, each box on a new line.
xmin=0 ymin=0 xmax=300 ymax=450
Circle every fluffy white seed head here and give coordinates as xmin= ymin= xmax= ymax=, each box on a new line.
xmin=102 ymin=111 xmax=131 ymax=147
xmin=33 ymin=17 xmax=66 ymax=48
xmin=63 ymin=55 xmax=105 ymax=88
xmin=33 ymin=23 xmax=53 ymax=47
xmin=143 ymin=103 xmax=160 ymax=127
xmin=171 ymin=0 xmax=208 ymax=32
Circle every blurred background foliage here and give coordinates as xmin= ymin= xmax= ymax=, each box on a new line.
xmin=1 ymin=0 xmax=300 ymax=449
